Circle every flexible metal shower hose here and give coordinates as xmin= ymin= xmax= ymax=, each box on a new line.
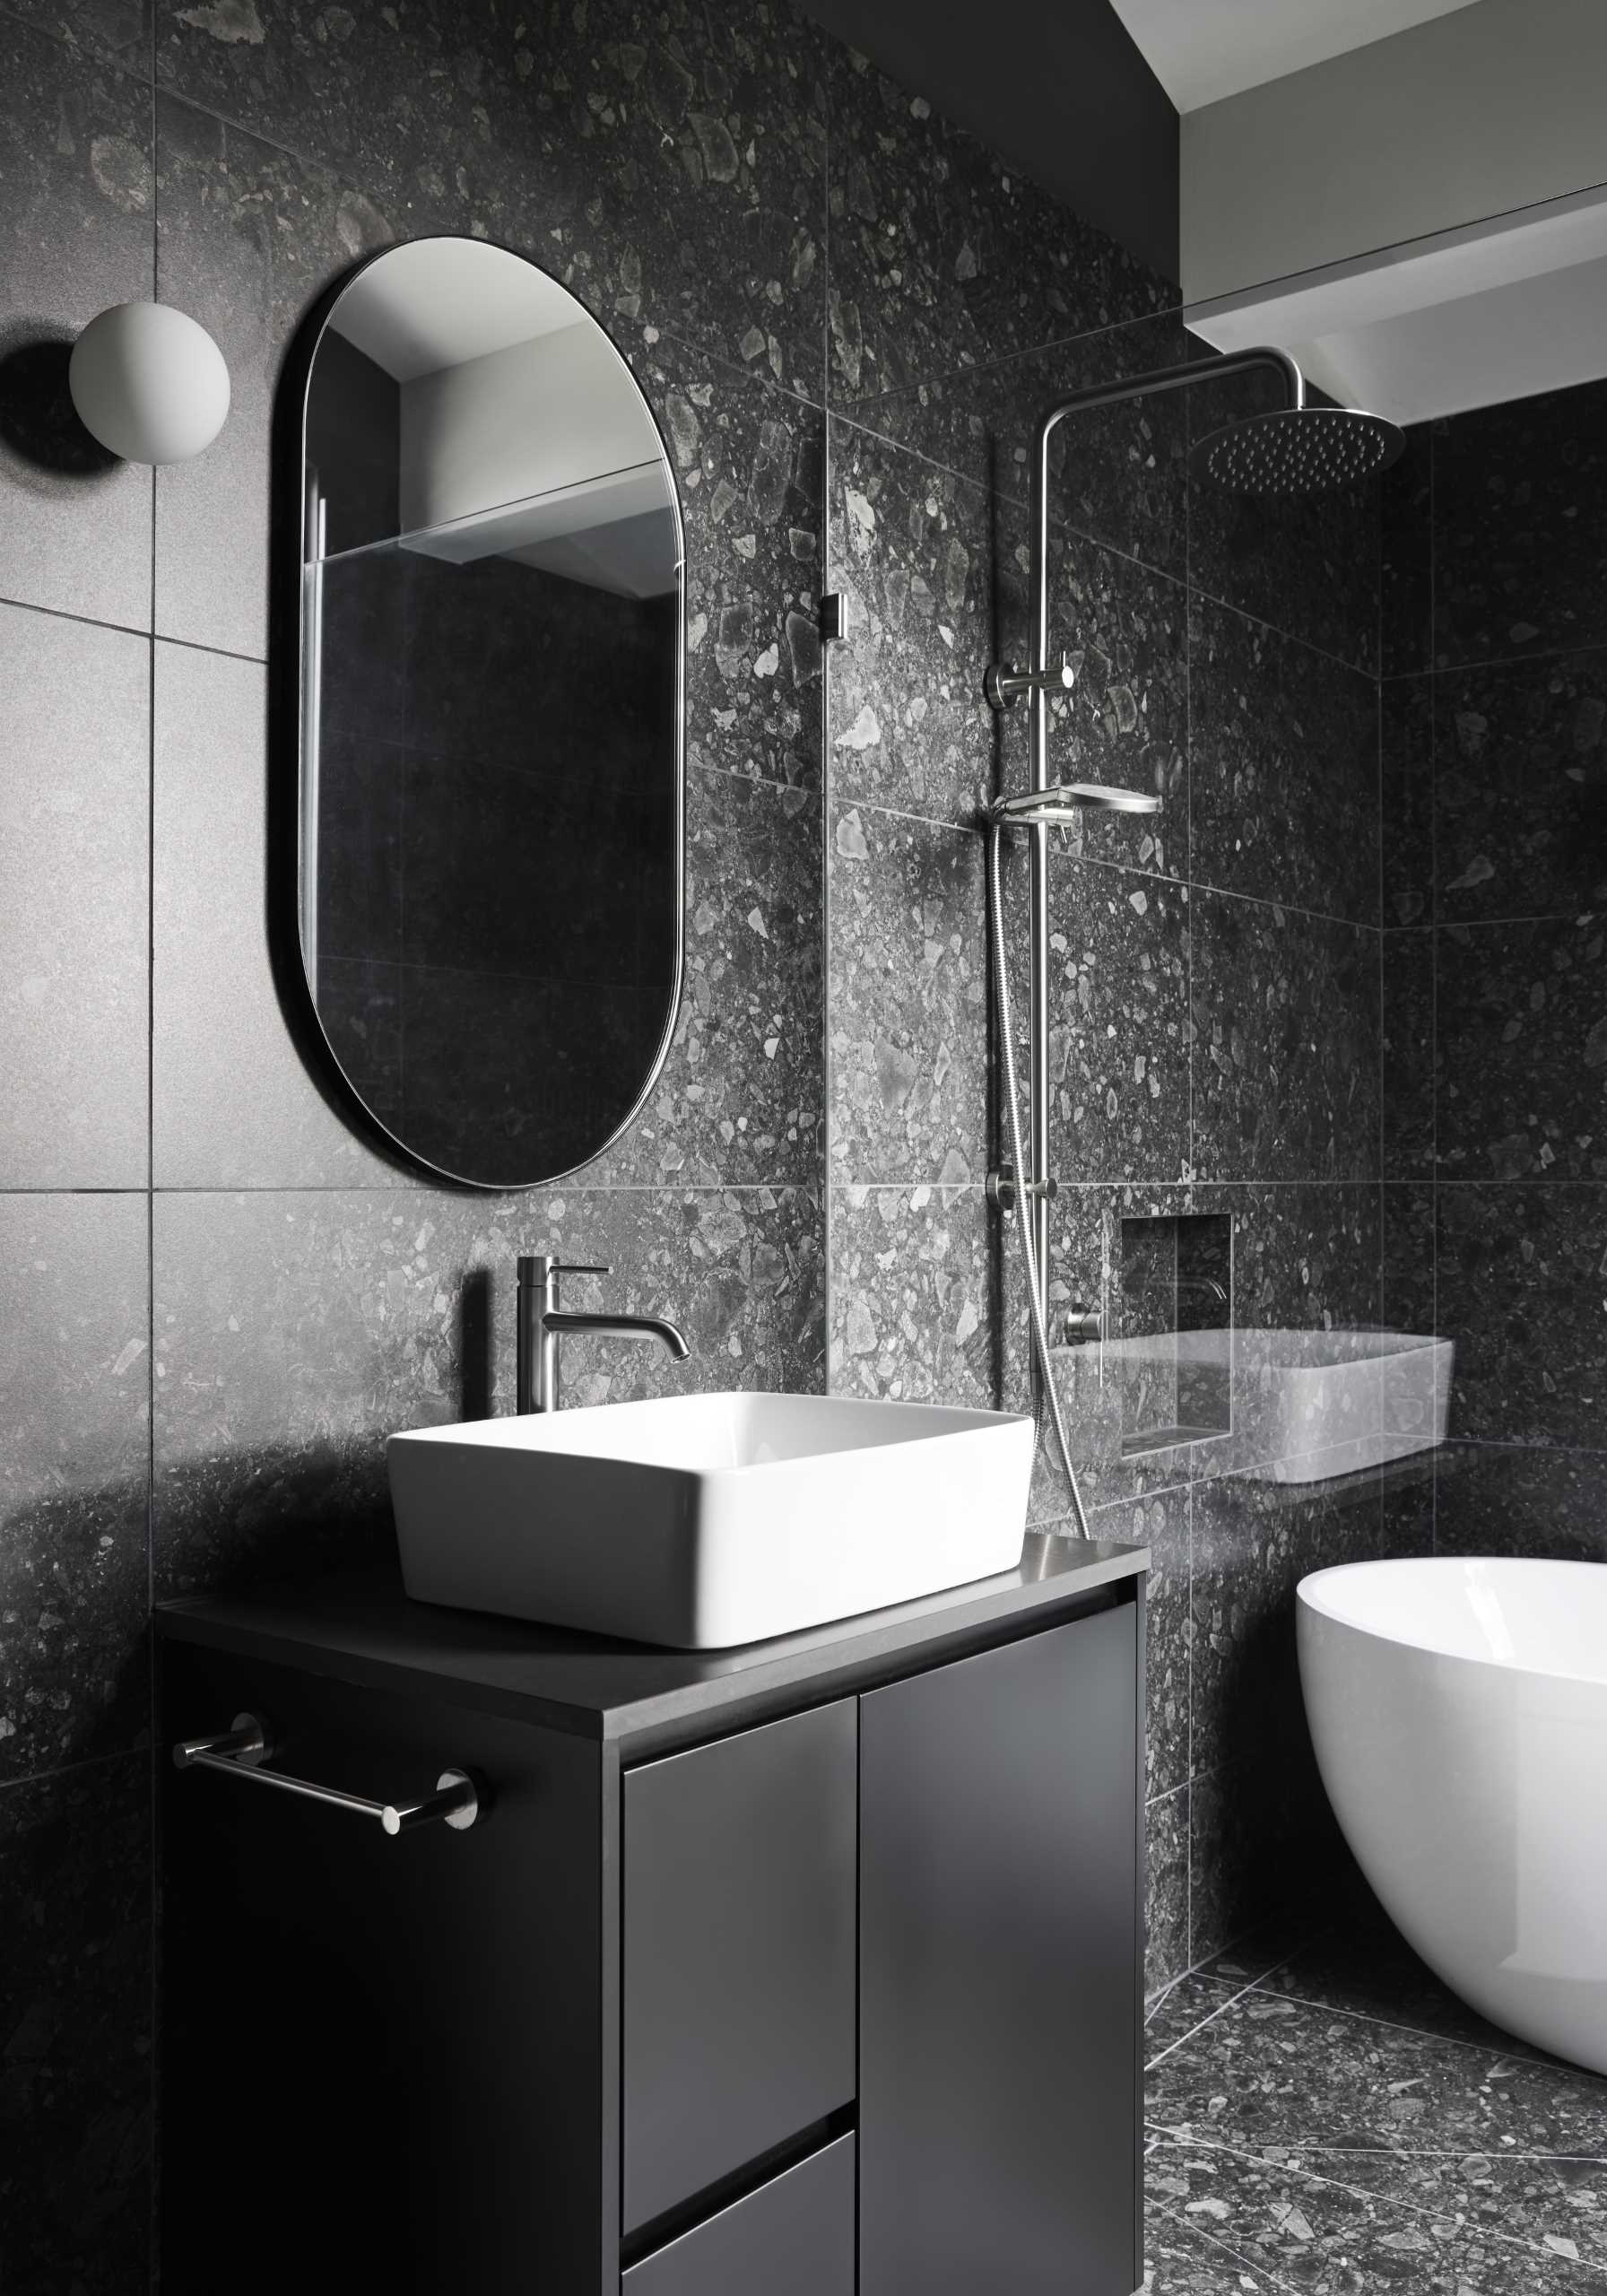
xmin=986 ymin=818 xmax=1092 ymax=1538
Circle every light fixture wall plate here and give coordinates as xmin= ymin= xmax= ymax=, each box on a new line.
xmin=68 ymin=300 xmax=230 ymax=465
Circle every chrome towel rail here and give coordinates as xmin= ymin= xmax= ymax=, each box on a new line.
xmin=173 ymin=1713 xmax=482 ymax=1836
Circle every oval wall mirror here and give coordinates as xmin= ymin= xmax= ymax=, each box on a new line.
xmin=294 ymin=236 xmax=683 ymax=1188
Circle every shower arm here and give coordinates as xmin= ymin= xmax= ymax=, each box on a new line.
xmin=1016 ymin=344 xmax=1304 ymax=1341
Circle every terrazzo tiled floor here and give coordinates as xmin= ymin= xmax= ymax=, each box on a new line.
xmin=1142 ymin=1909 xmax=1607 ymax=2292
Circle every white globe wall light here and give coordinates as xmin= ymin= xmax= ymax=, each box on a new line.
xmin=68 ymin=300 xmax=230 ymax=465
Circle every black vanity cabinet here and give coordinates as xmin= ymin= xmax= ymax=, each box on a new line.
xmin=157 ymin=1539 xmax=1144 ymax=2296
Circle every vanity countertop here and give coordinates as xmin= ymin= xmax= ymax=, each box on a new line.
xmin=156 ymin=1533 xmax=1147 ymax=1760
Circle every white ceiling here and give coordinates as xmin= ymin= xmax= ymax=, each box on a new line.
xmin=1111 ymin=0 xmax=1483 ymax=112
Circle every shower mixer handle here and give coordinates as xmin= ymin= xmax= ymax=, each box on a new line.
xmin=984 ymin=653 xmax=1075 ymax=712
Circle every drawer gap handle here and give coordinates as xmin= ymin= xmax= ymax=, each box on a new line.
xmin=173 ymin=1712 xmax=482 ymax=1834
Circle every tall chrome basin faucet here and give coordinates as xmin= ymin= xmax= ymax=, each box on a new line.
xmin=516 ymin=1254 xmax=690 ymax=1413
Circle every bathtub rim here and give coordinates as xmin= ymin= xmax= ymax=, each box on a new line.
xmin=1297 ymin=1554 xmax=1607 ymax=1692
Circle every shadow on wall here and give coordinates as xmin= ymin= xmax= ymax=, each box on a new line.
xmin=0 ymin=325 xmax=119 ymax=476
xmin=1201 ymin=1474 xmax=1384 ymax=1943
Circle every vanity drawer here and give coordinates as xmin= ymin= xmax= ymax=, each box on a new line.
xmin=622 ymin=1699 xmax=856 ymax=2233
xmin=621 ymin=2135 xmax=855 ymax=2296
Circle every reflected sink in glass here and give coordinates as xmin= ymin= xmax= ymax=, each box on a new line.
xmin=1101 ymin=1326 xmax=1454 ymax=1484
xmin=388 ymin=1392 xmax=1035 ymax=1648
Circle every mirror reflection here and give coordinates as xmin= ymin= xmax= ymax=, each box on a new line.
xmin=299 ymin=237 xmax=682 ymax=1187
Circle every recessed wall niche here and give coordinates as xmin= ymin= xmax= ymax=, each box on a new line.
xmin=1116 ymin=1213 xmax=1232 ymax=1456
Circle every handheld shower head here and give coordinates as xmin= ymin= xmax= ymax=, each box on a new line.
xmin=1190 ymin=404 xmax=1404 ymax=496
xmin=990 ymin=783 xmax=1161 ymax=828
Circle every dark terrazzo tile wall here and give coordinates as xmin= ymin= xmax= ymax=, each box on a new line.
xmin=2 ymin=1 xmax=1408 ymax=2269
xmin=1378 ymin=371 xmax=1607 ymax=1628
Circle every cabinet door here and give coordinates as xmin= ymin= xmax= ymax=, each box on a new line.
xmin=859 ymin=1605 xmax=1141 ymax=2295
xmin=160 ymin=1643 xmax=608 ymax=2296
xmin=622 ymin=1699 xmax=856 ymax=2234
xmin=621 ymin=2135 xmax=855 ymax=2296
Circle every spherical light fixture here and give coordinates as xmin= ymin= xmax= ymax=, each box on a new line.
xmin=68 ymin=301 xmax=230 ymax=465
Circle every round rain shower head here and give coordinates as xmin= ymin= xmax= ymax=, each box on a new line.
xmin=991 ymin=783 xmax=1162 ymax=828
xmin=1191 ymin=404 xmax=1405 ymax=497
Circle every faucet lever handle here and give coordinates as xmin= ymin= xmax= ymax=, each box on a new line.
xmin=553 ymin=1262 xmax=609 ymax=1278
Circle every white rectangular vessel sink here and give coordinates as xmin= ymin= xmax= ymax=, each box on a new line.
xmin=388 ymin=1391 xmax=1035 ymax=1649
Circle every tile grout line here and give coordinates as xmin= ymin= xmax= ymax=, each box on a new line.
xmin=0 ymin=590 xmax=266 ymax=666
xmin=1151 ymin=2203 xmax=1301 ymax=2294
xmin=1143 ymin=1944 xmax=1309 ymax=2071
xmin=1383 ymin=631 xmax=1607 ymax=683
xmin=1241 ymin=1964 xmax=1607 ymax=2079
xmin=0 ymin=1744 xmax=150 ymax=1798
xmin=1148 ymin=2119 xmax=1607 ymax=2274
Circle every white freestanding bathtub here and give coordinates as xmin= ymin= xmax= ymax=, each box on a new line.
xmin=1299 ymin=1557 xmax=1607 ymax=2074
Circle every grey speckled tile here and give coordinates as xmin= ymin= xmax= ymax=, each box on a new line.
xmin=1147 ymin=1987 xmax=1607 ymax=2160
xmin=1044 ymin=856 xmax=1189 ymax=1185
xmin=1432 ymin=377 xmax=1607 ymax=670
xmin=1187 ymin=1745 xmax=1351 ymax=1970
xmin=647 ymin=336 xmax=824 ymax=796
xmin=1437 ymin=648 xmax=1607 ymax=922
xmin=1145 ymin=1974 xmax=1240 ymax=2062
xmin=1380 ymin=422 xmax=1433 ymax=681
xmin=1260 ymin=1905 xmax=1594 ymax=2074
xmin=1291 ymin=2145 xmax=1607 ymax=2276
xmin=1145 ymin=1781 xmax=1190 ymax=1999
xmin=0 ymin=1196 xmax=149 ymax=1781
xmin=1437 ymin=914 xmax=1607 ymax=1181
xmin=1190 ymin=1471 xmax=1382 ymax=1780
xmin=152 ymin=1185 xmax=823 ymax=1599
xmin=1025 ymin=525 xmax=1188 ymax=881
xmin=157 ymin=0 xmax=828 ymax=396
xmin=1437 ymin=1185 xmax=1607 ymax=1447
xmin=0 ymin=1756 xmax=152 ymax=2296
xmin=1148 ymin=2130 xmax=1607 ymax=2293
xmin=1382 ymin=930 xmax=1434 ymax=1181
xmin=1192 ymin=891 xmax=1380 ymax=1184
xmin=0 ymin=604 xmax=149 ymax=1188
xmin=846 ymin=310 xmax=1199 ymax=582
xmin=586 ymin=770 xmax=821 ymax=1187
xmin=1189 ymin=596 xmax=1379 ymax=926
xmin=1434 ymin=1443 xmax=1607 ymax=1567
xmin=1382 ymin=1181 xmax=1436 ymax=1337
xmin=0 ymin=18 xmax=153 ymax=629
xmin=828 ymin=804 xmax=987 ymax=1186
xmin=1382 ymin=673 xmax=1434 ymax=927
xmin=824 ymin=42 xmax=1169 ymax=406
xmin=153 ymin=96 xmax=393 ymax=658
xmin=1187 ymin=1766 xmax=1257 ymax=1972
xmin=1097 ymin=1485 xmax=1188 ymax=1800
xmin=152 ymin=642 xmax=411 ymax=1189
xmin=1190 ymin=1184 xmax=1385 ymax=1347
xmin=1142 ymin=2208 xmax=1283 ymax=2294
xmin=828 ymin=421 xmax=999 ymax=826
xmin=828 ymin=1182 xmax=995 ymax=1405
xmin=2 ymin=0 xmax=152 ymax=68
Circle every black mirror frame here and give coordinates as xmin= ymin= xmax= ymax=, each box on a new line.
xmin=269 ymin=233 xmax=686 ymax=1193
